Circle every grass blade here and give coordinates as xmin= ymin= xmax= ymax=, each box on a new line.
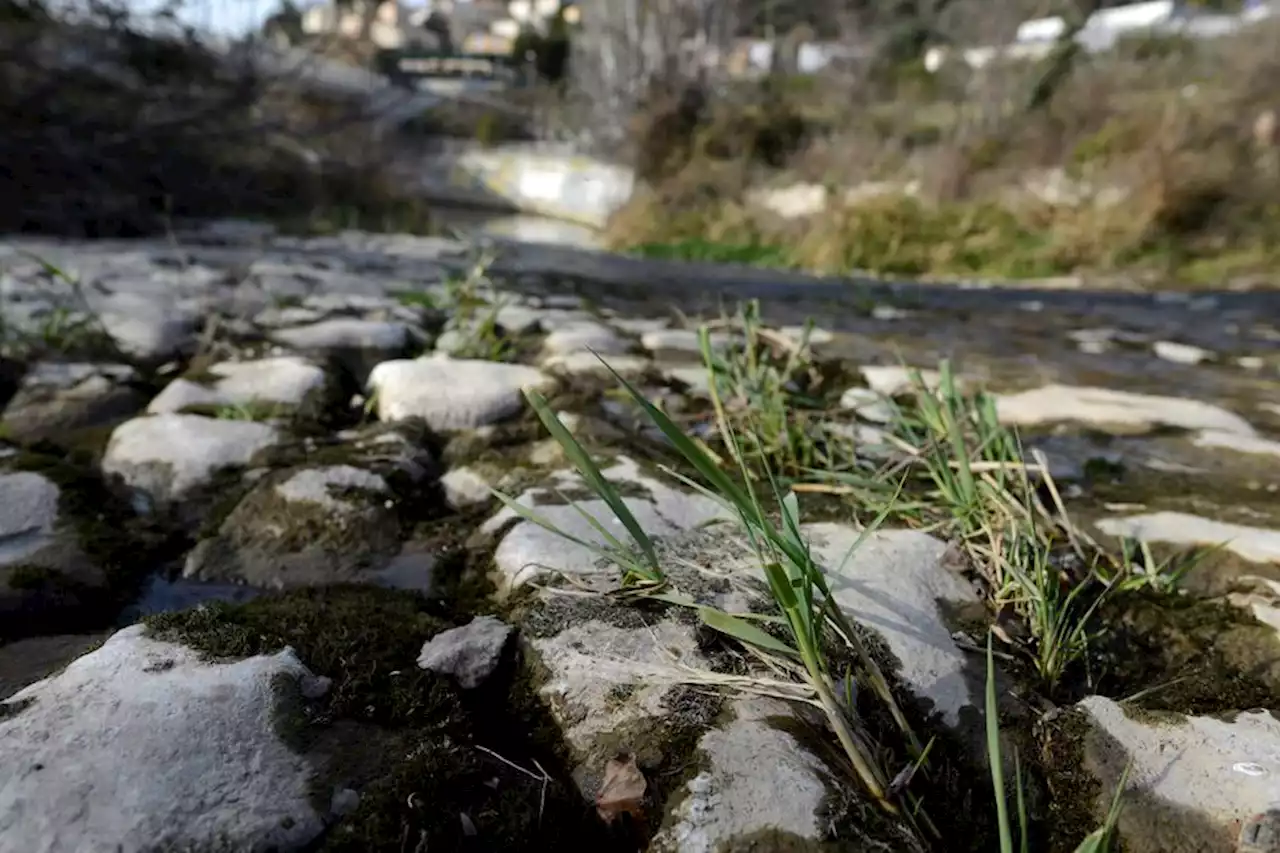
xmin=699 ymin=606 xmax=799 ymax=657
xmin=525 ymin=388 xmax=660 ymax=576
xmin=986 ymin=632 xmax=1014 ymax=853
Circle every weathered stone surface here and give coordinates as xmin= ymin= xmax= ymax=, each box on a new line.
xmin=417 ymin=615 xmax=514 ymax=689
xmin=95 ymin=292 xmax=201 ymax=363
xmin=805 ymin=522 xmax=981 ymax=725
xmin=1 ymin=362 xmax=145 ymax=445
xmin=147 ymin=356 xmax=328 ymax=416
xmin=483 ymin=457 xmax=729 ymax=589
xmin=839 ymin=386 xmax=896 ymax=423
xmin=184 ymin=464 xmax=402 ymax=588
xmin=101 ymin=414 xmax=280 ymax=505
xmin=542 ymin=320 xmax=630 ymax=356
xmin=861 ymin=365 xmax=941 ymax=397
xmin=0 ymin=625 xmax=326 ymax=853
xmin=440 ymin=466 xmax=492 ymax=510
xmin=996 ymin=385 xmax=1256 ymax=435
xmin=542 ymin=351 xmax=649 ymax=377
xmin=1078 ymin=695 xmax=1280 ymax=853
xmin=368 ymin=355 xmax=555 ymax=432
xmin=1096 ymin=511 xmax=1280 ymax=564
xmin=640 ymin=329 xmax=734 ymax=354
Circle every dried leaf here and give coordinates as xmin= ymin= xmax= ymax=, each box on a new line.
xmin=595 ymin=754 xmax=647 ymax=824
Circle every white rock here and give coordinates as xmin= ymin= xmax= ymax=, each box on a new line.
xmin=102 ymin=414 xmax=280 ymax=503
xmin=1095 ymin=512 xmax=1280 ymax=564
xmin=1153 ymin=340 xmax=1212 ymax=365
xmin=270 ymin=318 xmax=418 ymax=352
xmin=805 ymin=522 xmax=980 ymax=725
xmin=839 ymin=387 xmax=896 ymax=423
xmin=367 ymin=356 xmax=555 ymax=432
xmin=542 ymin=351 xmax=649 ymax=377
xmin=996 ymin=385 xmax=1257 ymax=436
xmin=861 ymin=365 xmax=941 ymax=397
xmin=541 ymin=321 xmax=629 ymax=356
xmin=1078 ymin=696 xmax=1280 ymax=853
xmin=653 ymin=697 xmax=831 ymax=851
xmin=1193 ymin=429 xmax=1280 ymax=459
xmin=0 ymin=472 xmax=61 ymax=566
xmin=0 ymin=625 xmax=324 ymax=853
xmin=416 ymin=615 xmax=514 ymax=689
xmin=440 ymin=467 xmax=492 ymax=510
xmin=663 ymin=364 xmax=712 ymax=396
xmin=485 ymin=457 xmax=729 ymax=589
xmin=95 ymin=293 xmax=200 ymax=362
xmin=275 ymin=465 xmax=389 ymax=510
xmin=641 ymin=329 xmax=734 ymax=354
xmin=148 ymin=356 xmax=327 ymax=414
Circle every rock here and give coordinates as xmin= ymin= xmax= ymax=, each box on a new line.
xmin=1076 ymin=695 xmax=1280 ymax=853
xmin=184 ymin=464 xmax=402 ymax=588
xmin=1095 ymin=512 xmax=1280 ymax=564
xmin=839 ymin=386 xmax=896 ymax=423
xmin=641 ymin=329 xmax=735 ymax=355
xmin=1154 ymin=340 xmax=1212 ymax=365
xmin=1 ymin=362 xmax=145 ymax=445
xmin=806 ymin=523 xmax=981 ymax=725
xmin=483 ymin=456 xmax=730 ymax=589
xmin=95 ymin=292 xmax=201 ymax=363
xmin=0 ymin=471 xmax=116 ymax=637
xmin=996 ymin=385 xmax=1257 ymax=436
xmin=270 ymin=318 xmax=421 ymax=384
xmin=662 ymin=364 xmax=712 ymax=396
xmin=440 ymin=466 xmax=492 ymax=510
xmin=368 ymin=356 xmax=555 ymax=432
xmin=0 ymin=624 xmax=326 ymax=853
xmin=861 ymin=365 xmax=941 ymax=397
xmin=542 ymin=351 xmax=649 ymax=377
xmin=650 ymin=697 xmax=844 ymax=851
xmin=1193 ymin=429 xmax=1280 ymax=460
xmin=542 ymin=321 xmax=630 ymax=356
xmin=146 ymin=356 xmax=329 ymax=417
xmin=416 ymin=615 xmax=514 ymax=689
xmin=101 ymin=414 xmax=280 ymax=506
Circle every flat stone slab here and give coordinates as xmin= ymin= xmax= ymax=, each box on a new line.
xmin=996 ymin=385 xmax=1257 ymax=436
xmin=1078 ymin=695 xmax=1280 ymax=853
xmin=0 ymin=624 xmax=326 ymax=853
xmin=1095 ymin=511 xmax=1280 ymax=564
xmin=147 ymin=356 xmax=327 ymax=415
xmin=368 ymin=356 xmax=555 ymax=432
xmin=102 ymin=414 xmax=280 ymax=504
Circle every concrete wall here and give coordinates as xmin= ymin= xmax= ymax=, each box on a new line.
xmin=412 ymin=142 xmax=635 ymax=229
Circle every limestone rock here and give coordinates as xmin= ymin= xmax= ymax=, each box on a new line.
xmin=0 ymin=624 xmax=326 ymax=853
xmin=416 ymin=615 xmax=514 ymax=689
xmin=1077 ymin=695 xmax=1280 ymax=853
xmin=147 ymin=356 xmax=328 ymax=417
xmin=1095 ymin=511 xmax=1280 ymax=564
xmin=184 ymin=464 xmax=402 ymax=588
xmin=101 ymin=414 xmax=280 ymax=506
xmin=1 ymin=362 xmax=145 ymax=445
xmin=996 ymin=385 xmax=1256 ymax=436
xmin=368 ymin=356 xmax=555 ymax=432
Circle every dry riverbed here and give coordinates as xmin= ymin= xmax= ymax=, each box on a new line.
xmin=0 ymin=224 xmax=1278 ymax=852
